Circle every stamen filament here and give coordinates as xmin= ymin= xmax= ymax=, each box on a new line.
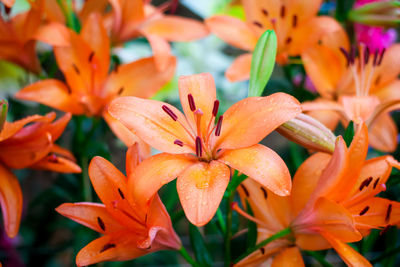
xmin=232 ymin=202 xmax=270 ymax=228
xmin=215 ymin=116 xmax=223 ymax=136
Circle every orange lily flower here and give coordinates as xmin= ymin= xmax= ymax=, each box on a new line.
xmin=108 ymin=72 xmax=301 ymax=226
xmin=1 ymin=0 xmax=13 ymax=8
xmin=0 ymin=0 xmax=44 ymax=73
xmin=0 ymin=109 xmax=81 ymax=238
xmin=80 ymin=0 xmax=209 ymax=71
xmin=235 ymin=124 xmax=400 ymax=266
xmin=302 ymin=29 xmax=400 ymax=152
xmin=205 ymin=0 xmax=342 ymax=81
xmin=16 ymin=13 xmax=175 ymax=152
xmin=56 ymin=144 xmax=181 ymax=266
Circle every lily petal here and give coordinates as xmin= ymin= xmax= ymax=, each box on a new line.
xmin=226 ymin=53 xmax=252 ymax=82
xmin=178 ymin=73 xmax=217 ymax=137
xmin=129 ymin=153 xmax=195 ymax=208
xmin=141 ymin=16 xmax=208 ymax=42
xmin=206 ymin=15 xmax=257 ymax=51
xmin=177 ymin=160 xmax=230 ymax=226
xmin=216 ymin=93 xmax=301 ymax=149
xmin=220 ymin=144 xmax=291 ymax=196
xmin=15 ymin=80 xmax=85 ymax=114
xmin=56 ymin=202 xmax=123 ymax=234
xmin=141 ymin=33 xmax=172 ymax=71
xmin=108 ymin=97 xmax=194 ymax=154
xmin=341 ymin=96 xmax=380 ymax=123
xmin=368 ymin=112 xmax=398 ymax=152
xmin=31 ymin=154 xmax=81 ymax=173
xmin=0 ymin=114 xmax=50 ymax=142
xmin=33 ymin=22 xmax=71 ymax=46
xmin=374 ymin=44 xmax=400 ymax=88
xmin=322 ymin=232 xmax=372 ymax=267
xmin=271 ymin=247 xmax=305 ymax=267
xmin=0 ymin=163 xmax=22 ymax=238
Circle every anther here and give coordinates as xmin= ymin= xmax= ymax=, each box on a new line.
xmin=117 ymin=87 xmax=124 ymax=95
xmin=212 ymin=100 xmax=219 ymax=117
xmin=72 ymin=64 xmax=80 ymax=75
xmin=162 ymin=105 xmax=178 ymax=121
xmin=260 ymin=247 xmax=265 ymax=254
xmin=188 ymin=94 xmax=196 ymax=111
xmin=97 ymin=217 xmax=106 ymax=231
xmin=261 ymin=8 xmax=268 ymax=16
xmin=174 ymin=139 xmax=184 ymax=147
xmin=377 ymin=48 xmax=386 ymax=66
xmin=292 ymin=15 xmax=297 ymax=28
xmin=195 ymin=137 xmax=202 ymax=157
xmin=88 ymin=51 xmax=95 ymax=62
xmin=359 ymin=177 xmax=373 ymax=191
xmin=339 ymin=47 xmax=350 ymax=66
xmin=364 ymin=46 xmax=370 ymax=65
xmin=260 ymin=187 xmax=268 ymax=199
xmin=117 ymin=188 xmax=125 ymax=199
xmin=373 ymin=178 xmax=380 ymax=189
xmin=280 ymin=5 xmax=286 ymax=18
xmin=285 ymin=37 xmax=292 ymax=45
xmin=240 ymin=184 xmax=250 ymax=197
xmin=380 ymin=224 xmax=391 ymax=235
xmin=215 ymin=116 xmax=223 ymax=136
xmin=253 ymin=21 xmax=263 ymax=28
xmin=349 ymin=46 xmax=356 ymax=65
xmin=359 ymin=206 xmax=369 ymax=216
xmin=385 ymin=203 xmax=392 ymax=223
xmin=373 ymin=49 xmax=379 ymax=66
xmin=100 ymin=243 xmax=116 ymax=253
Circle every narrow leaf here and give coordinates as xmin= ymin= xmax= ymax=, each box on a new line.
xmin=189 ymin=223 xmax=213 ymax=267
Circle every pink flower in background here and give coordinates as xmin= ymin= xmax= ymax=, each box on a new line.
xmin=354 ymin=0 xmax=397 ymax=51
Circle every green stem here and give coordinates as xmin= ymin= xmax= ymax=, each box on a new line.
xmin=371 ymin=245 xmax=400 ymax=264
xmin=178 ymin=246 xmax=200 ymax=267
xmin=234 ymin=227 xmax=292 ymax=264
xmin=224 ymin=192 xmax=234 ymax=267
xmin=81 ymin=155 xmax=92 ymax=202
xmin=217 ymin=208 xmax=226 ymax=234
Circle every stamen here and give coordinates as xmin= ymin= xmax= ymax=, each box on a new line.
xmin=359 ymin=206 xmax=369 ymax=216
xmin=97 ymin=217 xmax=106 ymax=231
xmin=261 ymin=8 xmax=268 ymax=16
xmin=215 ymin=116 xmax=223 ymax=136
xmin=285 ymin=37 xmax=292 ymax=45
xmin=373 ymin=49 xmax=379 ymax=66
xmin=373 ymin=178 xmax=380 ymax=189
xmin=232 ymin=202 xmax=269 ymax=228
xmin=117 ymin=87 xmax=124 ymax=95
xmin=260 ymin=247 xmax=265 ymax=254
xmin=364 ymin=46 xmax=370 ymax=65
xmin=72 ymin=64 xmax=80 ymax=75
xmin=339 ymin=47 xmax=350 ymax=67
xmin=117 ymin=188 xmax=125 ymax=199
xmin=377 ymin=48 xmax=386 ymax=66
xmin=100 ymin=243 xmax=116 ymax=253
xmin=292 ymin=15 xmax=297 ymax=28
xmin=260 ymin=187 xmax=268 ymax=199
xmin=240 ymin=184 xmax=250 ymax=197
xmin=380 ymin=224 xmax=391 ymax=235
xmin=385 ymin=203 xmax=392 ymax=223
xmin=194 ymin=109 xmax=203 ymax=137
xmin=174 ymin=139 xmax=184 ymax=147
xmin=359 ymin=177 xmax=373 ymax=191
xmin=349 ymin=46 xmax=356 ymax=65
xmin=162 ymin=105 xmax=178 ymax=121
xmin=280 ymin=5 xmax=286 ymax=18
xmin=253 ymin=21 xmax=263 ymax=28
xmin=195 ymin=136 xmax=202 ymax=157
xmin=188 ymin=94 xmax=196 ymax=111
xmin=88 ymin=51 xmax=95 ymax=62
xmin=212 ymin=100 xmax=219 ymax=117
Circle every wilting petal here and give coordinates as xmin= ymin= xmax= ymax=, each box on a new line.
xmin=76 ymin=233 xmax=148 ymax=266
xmin=206 ymin=15 xmax=257 ymax=51
xmin=322 ymin=232 xmax=372 ymax=267
xmin=219 ymin=144 xmax=291 ymax=196
xmin=368 ymin=112 xmax=398 ymax=152
xmin=0 ymin=163 xmax=22 ymax=238
xmin=31 ymin=154 xmax=81 ymax=173
xmin=177 ymin=160 xmax=230 ymax=226
xmin=271 ymin=247 xmax=305 ymax=267
xmin=349 ymin=197 xmax=400 ymax=229
xmin=216 ymin=93 xmax=301 ymax=149
xmin=141 ymin=33 xmax=172 ymax=71
xmin=289 ymin=17 xmax=343 ymax=56
xmin=103 ymin=111 xmax=151 ymax=157
xmin=130 ymin=153 xmax=195 ymax=208
xmin=141 ymin=16 xmax=208 ymax=42
xmin=292 ymin=153 xmax=332 ymax=216
xmin=15 ymin=80 xmax=85 ymax=114
xmin=108 ymin=97 xmax=194 ymax=154
xmin=56 ymin=203 xmax=123 ymax=234
xmin=178 ymin=73 xmax=217 ymax=136
xmin=341 ymin=96 xmax=380 ymax=123
xmin=226 ymin=53 xmax=252 ymax=82
xmin=104 ymin=56 xmax=175 ymax=99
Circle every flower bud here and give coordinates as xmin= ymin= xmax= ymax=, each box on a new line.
xmin=349 ymin=1 xmax=400 ymax=27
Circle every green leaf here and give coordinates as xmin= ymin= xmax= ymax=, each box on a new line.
xmin=189 ymin=223 xmax=213 ymax=267
xmin=248 ymin=30 xmax=277 ymax=97
xmin=0 ymin=99 xmax=8 ymax=132
xmin=344 ymin=121 xmax=355 ymax=147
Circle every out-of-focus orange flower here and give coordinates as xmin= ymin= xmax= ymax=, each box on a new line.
xmin=302 ymin=29 xmax=400 ymax=152
xmin=56 ymin=144 xmax=181 ymax=266
xmin=16 ymin=13 xmax=175 ymax=153
xmin=1 ymin=0 xmax=14 ymax=8
xmin=0 ymin=0 xmax=44 ymax=73
xmin=234 ymin=124 xmax=400 ymax=266
xmin=0 ymin=107 xmax=81 ymax=238
xmin=80 ymin=0 xmax=209 ymax=70
xmin=108 ymin=72 xmax=301 ymax=226
xmin=206 ymin=0 xmax=342 ymax=81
